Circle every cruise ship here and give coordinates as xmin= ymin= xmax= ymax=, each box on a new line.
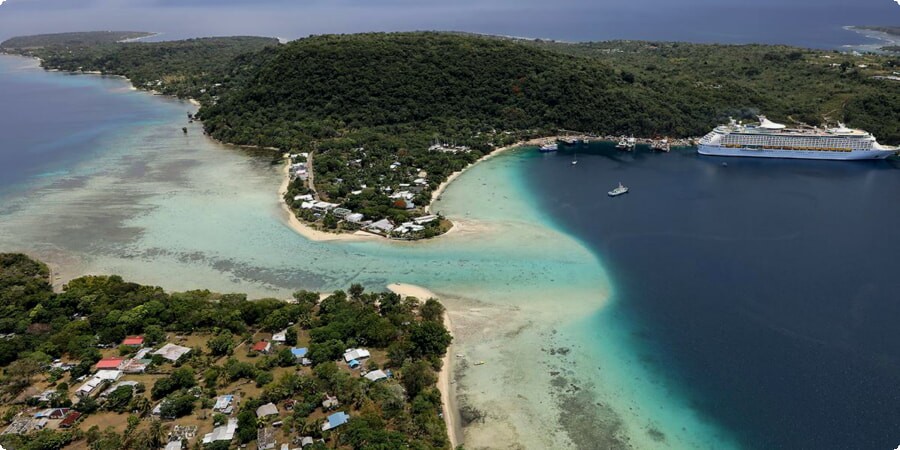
xmin=697 ymin=116 xmax=898 ymax=160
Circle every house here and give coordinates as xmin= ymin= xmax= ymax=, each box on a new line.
xmin=343 ymin=348 xmax=370 ymax=362
xmin=34 ymin=408 xmax=69 ymax=419
xmin=363 ymin=370 xmax=388 ymax=382
xmin=368 ymin=219 xmax=394 ymax=234
xmin=121 ymin=336 xmax=144 ymax=347
xmin=76 ymin=370 xmax=122 ymax=398
xmin=293 ymin=194 xmax=313 ymax=202
xmin=346 ymin=213 xmax=364 ymax=223
xmin=321 ymin=412 xmax=349 ymax=431
xmin=290 ymin=348 xmax=308 ymax=360
xmin=213 ymin=395 xmax=234 ymax=414
xmin=58 ymin=411 xmax=81 ymax=429
xmin=333 ymin=208 xmax=352 ymax=219
xmin=202 ymin=418 xmax=237 ymax=444
xmin=95 ymin=357 xmax=125 ymax=370
xmin=348 ymin=359 xmax=360 ymax=369
xmin=120 ymin=359 xmax=150 ymax=374
xmin=257 ymin=427 xmax=276 ymax=450
xmin=300 ymin=436 xmax=314 ymax=447
xmin=413 ymin=215 xmax=438 ymax=225
xmin=256 ymin=402 xmax=278 ymax=419
xmin=153 ymin=343 xmax=191 ymax=362
xmin=272 ymin=330 xmax=287 ymax=344
xmin=164 ymin=441 xmax=183 ymax=450
xmin=322 ymin=395 xmax=339 ymax=410
xmin=252 ymin=341 xmax=272 ymax=354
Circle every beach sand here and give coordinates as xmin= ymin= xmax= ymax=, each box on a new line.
xmin=387 ymin=283 xmax=462 ymax=449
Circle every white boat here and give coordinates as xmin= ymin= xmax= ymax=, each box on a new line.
xmin=616 ymin=137 xmax=636 ymax=151
xmin=651 ymin=138 xmax=671 ymax=152
xmin=697 ymin=116 xmax=898 ymax=160
xmin=539 ymin=143 xmax=558 ymax=153
xmin=608 ymin=182 xmax=628 ymax=197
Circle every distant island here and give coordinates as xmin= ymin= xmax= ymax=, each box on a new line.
xmin=2 ymin=31 xmax=899 ymax=240
xmin=0 ymin=253 xmax=454 ymax=450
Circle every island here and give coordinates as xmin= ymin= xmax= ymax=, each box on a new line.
xmin=3 ymin=31 xmax=898 ymax=240
xmin=0 ymin=253 xmax=454 ymax=450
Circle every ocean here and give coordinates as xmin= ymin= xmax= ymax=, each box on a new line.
xmin=0 ymin=0 xmax=897 ymax=50
xmin=2 ymin=51 xmax=900 ymax=449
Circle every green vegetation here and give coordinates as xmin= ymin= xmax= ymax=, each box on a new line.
xmin=882 ymin=46 xmax=900 ymax=53
xmin=0 ymin=31 xmax=154 ymax=49
xmin=3 ymin=31 xmax=898 ymax=236
xmin=0 ymin=254 xmax=452 ymax=449
xmin=0 ymin=34 xmax=279 ymax=101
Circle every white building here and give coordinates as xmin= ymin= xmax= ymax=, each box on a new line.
xmin=343 ymin=348 xmax=371 ymax=362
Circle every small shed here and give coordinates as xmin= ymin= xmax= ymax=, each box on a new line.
xmin=122 ymin=336 xmax=144 ymax=347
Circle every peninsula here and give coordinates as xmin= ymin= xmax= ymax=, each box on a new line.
xmin=3 ymin=31 xmax=898 ymax=240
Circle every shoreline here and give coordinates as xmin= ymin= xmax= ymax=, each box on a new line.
xmin=387 ymin=283 xmax=462 ymax=449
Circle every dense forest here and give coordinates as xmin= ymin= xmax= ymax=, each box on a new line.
xmin=3 ymin=31 xmax=898 ymax=233
xmin=0 ymin=34 xmax=279 ymax=101
xmin=0 ymin=254 xmax=453 ymax=450
xmin=0 ymin=32 xmax=154 ymax=49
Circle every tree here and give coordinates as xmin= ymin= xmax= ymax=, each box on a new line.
xmin=143 ymin=325 xmax=166 ymax=345
xmin=285 ymin=327 xmax=298 ymax=346
xmin=105 ymin=385 xmax=134 ymax=412
xmin=207 ymin=330 xmax=235 ymax=356
xmin=348 ymin=284 xmax=364 ymax=300
xmin=159 ymin=393 xmax=195 ymax=419
xmin=400 ymin=360 xmax=436 ymax=399
xmin=409 ymin=321 xmax=452 ymax=359
xmin=236 ymin=410 xmax=257 ymax=443
xmin=420 ymin=299 xmax=444 ymax=323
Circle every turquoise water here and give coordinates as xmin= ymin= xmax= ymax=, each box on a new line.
xmin=0 ymin=56 xmax=740 ymax=448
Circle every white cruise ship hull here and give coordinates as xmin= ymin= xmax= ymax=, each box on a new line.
xmin=698 ymin=145 xmax=895 ymax=161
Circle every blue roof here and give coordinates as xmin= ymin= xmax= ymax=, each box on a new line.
xmin=327 ymin=412 xmax=349 ymax=428
xmin=290 ymin=347 xmax=308 ymax=357
xmin=348 ymin=359 xmax=360 ymax=367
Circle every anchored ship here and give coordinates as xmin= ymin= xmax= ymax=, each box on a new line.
xmin=698 ymin=116 xmax=898 ymax=160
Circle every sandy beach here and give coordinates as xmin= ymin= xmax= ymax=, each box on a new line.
xmin=278 ymin=160 xmax=380 ymax=242
xmin=387 ymin=283 xmax=462 ymax=449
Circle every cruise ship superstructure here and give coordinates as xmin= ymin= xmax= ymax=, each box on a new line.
xmin=698 ymin=116 xmax=898 ymax=160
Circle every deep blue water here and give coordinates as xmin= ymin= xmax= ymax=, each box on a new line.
xmin=525 ymin=143 xmax=900 ymax=449
xmin=0 ymin=56 xmax=170 ymax=197
xmin=0 ymin=0 xmax=896 ymax=49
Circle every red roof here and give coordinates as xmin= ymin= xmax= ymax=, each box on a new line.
xmin=59 ymin=411 xmax=81 ymax=428
xmin=122 ymin=336 xmax=144 ymax=346
xmin=95 ymin=357 xmax=125 ymax=370
xmin=252 ymin=341 xmax=270 ymax=352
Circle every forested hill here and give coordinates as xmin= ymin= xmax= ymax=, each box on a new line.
xmin=1 ymin=35 xmax=280 ymax=101
xmin=199 ymin=32 xmax=669 ymax=148
xmin=200 ymin=32 xmax=900 ymax=149
xmin=0 ymin=31 xmax=154 ymax=48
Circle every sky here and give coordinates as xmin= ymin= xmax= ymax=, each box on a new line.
xmin=0 ymin=0 xmax=897 ymax=47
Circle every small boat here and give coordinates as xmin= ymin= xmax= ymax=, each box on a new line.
xmin=572 ymin=153 xmax=578 ymax=165
xmin=474 ymin=361 xmax=486 ymax=366
xmin=608 ymin=182 xmax=629 ymax=197
xmin=616 ymin=137 xmax=636 ymax=151
xmin=651 ymin=138 xmax=670 ymax=152
xmin=539 ymin=143 xmax=559 ymax=153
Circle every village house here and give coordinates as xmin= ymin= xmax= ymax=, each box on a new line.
xmin=153 ymin=343 xmax=192 ymax=362
xmin=271 ymin=329 xmax=288 ymax=345
xmin=76 ymin=370 xmax=122 ymax=398
xmin=252 ymin=341 xmax=272 ymax=354
xmin=213 ymin=395 xmax=234 ymax=414
xmin=121 ymin=335 xmax=144 ymax=347
xmin=94 ymin=357 xmax=125 ymax=370
xmin=343 ymin=348 xmax=371 ymax=363
xmin=321 ymin=412 xmax=349 ymax=431
xmin=202 ymin=418 xmax=237 ymax=444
